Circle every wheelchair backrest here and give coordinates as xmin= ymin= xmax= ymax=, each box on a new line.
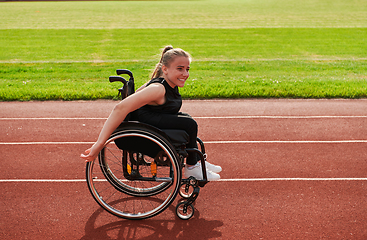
xmin=109 ymin=69 xmax=135 ymax=100
xmin=109 ymin=69 xmax=136 ymax=121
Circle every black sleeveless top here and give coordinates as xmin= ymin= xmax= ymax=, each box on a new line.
xmin=133 ymin=78 xmax=182 ymax=125
xmin=139 ymin=77 xmax=182 ymax=114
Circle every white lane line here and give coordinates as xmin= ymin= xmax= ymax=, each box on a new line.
xmin=218 ymin=178 xmax=367 ymax=182
xmin=196 ymin=116 xmax=367 ymax=119
xmin=1 ymin=178 xmax=366 ymax=183
xmin=0 ymin=179 xmax=87 ymax=182
xmin=0 ymin=142 xmax=95 ymax=145
xmin=1 ymin=116 xmax=366 ymax=120
xmin=0 ymin=118 xmax=106 ymax=120
xmin=1 ymin=140 xmax=367 ymax=145
xmin=204 ymin=140 xmax=367 ymax=144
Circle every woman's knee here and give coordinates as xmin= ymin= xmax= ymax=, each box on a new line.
xmin=182 ymin=116 xmax=197 ymax=132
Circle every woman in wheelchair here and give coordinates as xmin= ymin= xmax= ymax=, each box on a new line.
xmin=81 ymin=46 xmax=221 ymax=181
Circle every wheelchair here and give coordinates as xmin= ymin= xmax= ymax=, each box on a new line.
xmin=86 ymin=69 xmax=210 ymax=220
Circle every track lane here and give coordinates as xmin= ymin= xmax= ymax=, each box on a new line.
xmin=1 ymin=143 xmax=367 ymax=180
xmin=2 ymin=117 xmax=367 ymax=142
xmin=2 ymin=99 xmax=367 ymax=118
xmin=1 ymin=181 xmax=366 ymax=239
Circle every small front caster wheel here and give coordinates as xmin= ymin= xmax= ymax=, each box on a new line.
xmin=179 ymin=183 xmax=194 ymax=199
xmin=176 ymin=201 xmax=195 ymax=220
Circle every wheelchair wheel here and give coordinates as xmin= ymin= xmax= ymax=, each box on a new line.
xmin=176 ymin=201 xmax=195 ymax=220
xmin=179 ymin=183 xmax=194 ymax=199
xmin=86 ymin=126 xmax=181 ymax=220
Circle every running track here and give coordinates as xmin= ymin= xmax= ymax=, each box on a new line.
xmin=1 ymin=99 xmax=367 ymax=239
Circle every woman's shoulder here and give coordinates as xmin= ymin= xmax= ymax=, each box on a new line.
xmin=148 ymin=77 xmax=165 ymax=85
xmin=147 ymin=77 xmax=175 ymax=92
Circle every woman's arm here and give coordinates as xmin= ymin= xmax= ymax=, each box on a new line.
xmin=81 ymin=83 xmax=165 ymax=162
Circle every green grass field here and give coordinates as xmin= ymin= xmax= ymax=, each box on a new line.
xmin=1 ymin=0 xmax=366 ymax=100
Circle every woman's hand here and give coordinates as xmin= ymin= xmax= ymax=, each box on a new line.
xmin=80 ymin=142 xmax=104 ymax=162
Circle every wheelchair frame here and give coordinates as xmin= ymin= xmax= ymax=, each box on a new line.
xmin=86 ymin=69 xmax=209 ymax=220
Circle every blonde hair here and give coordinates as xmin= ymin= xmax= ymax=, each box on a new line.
xmin=151 ymin=45 xmax=191 ymax=79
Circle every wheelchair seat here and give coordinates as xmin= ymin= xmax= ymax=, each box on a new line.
xmin=161 ymin=129 xmax=189 ymax=147
xmin=113 ymin=121 xmax=189 ymax=158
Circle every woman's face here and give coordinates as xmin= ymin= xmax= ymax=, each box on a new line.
xmin=162 ymin=56 xmax=190 ymax=88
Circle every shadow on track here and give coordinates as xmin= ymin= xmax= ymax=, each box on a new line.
xmin=80 ymin=199 xmax=223 ymax=240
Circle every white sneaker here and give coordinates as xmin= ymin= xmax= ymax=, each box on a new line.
xmin=184 ymin=163 xmax=220 ymax=181
xmin=205 ymin=161 xmax=222 ymax=173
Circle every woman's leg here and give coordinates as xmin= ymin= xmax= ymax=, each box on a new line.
xmin=137 ymin=111 xmax=221 ymax=180
xmin=154 ymin=112 xmax=199 ymax=165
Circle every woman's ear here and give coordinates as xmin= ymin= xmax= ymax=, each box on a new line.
xmin=161 ymin=65 xmax=168 ymax=75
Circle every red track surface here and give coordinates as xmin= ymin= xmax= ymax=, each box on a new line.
xmin=1 ymin=99 xmax=367 ymax=239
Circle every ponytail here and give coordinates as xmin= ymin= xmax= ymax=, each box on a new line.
xmin=151 ymin=45 xmax=191 ymax=79
xmin=151 ymin=45 xmax=174 ymax=79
